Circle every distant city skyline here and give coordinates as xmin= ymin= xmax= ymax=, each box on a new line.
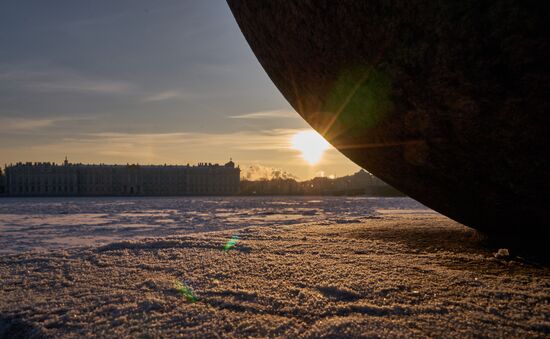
xmin=1 ymin=157 xmax=350 ymax=182
xmin=0 ymin=0 xmax=360 ymax=180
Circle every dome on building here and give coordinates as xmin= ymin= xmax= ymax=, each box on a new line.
xmin=225 ymin=158 xmax=235 ymax=168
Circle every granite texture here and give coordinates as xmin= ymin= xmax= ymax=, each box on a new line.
xmin=1 ymin=213 xmax=548 ymax=337
xmin=227 ymin=0 xmax=550 ymax=245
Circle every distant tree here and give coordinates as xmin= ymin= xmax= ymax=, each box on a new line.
xmin=239 ymin=170 xmax=404 ymax=196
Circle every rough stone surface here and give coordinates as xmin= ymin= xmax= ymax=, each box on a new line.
xmin=226 ymin=1 xmax=550 ymax=244
xmin=1 ymin=213 xmax=549 ymax=337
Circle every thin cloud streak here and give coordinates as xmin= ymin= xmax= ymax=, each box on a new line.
xmin=79 ymin=129 xmax=303 ymax=151
xmin=229 ymin=110 xmax=298 ymax=119
xmin=142 ymin=90 xmax=183 ymax=102
xmin=0 ymin=116 xmax=94 ymax=132
xmin=0 ymin=63 xmax=134 ymax=95
xmin=28 ymin=79 xmax=133 ymax=95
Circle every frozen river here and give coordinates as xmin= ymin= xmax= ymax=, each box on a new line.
xmin=0 ymin=196 xmax=433 ymax=254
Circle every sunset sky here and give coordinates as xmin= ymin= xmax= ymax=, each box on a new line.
xmin=0 ymin=0 xmax=360 ymax=180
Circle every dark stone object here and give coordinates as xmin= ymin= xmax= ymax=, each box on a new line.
xmin=227 ymin=1 xmax=549 ymax=244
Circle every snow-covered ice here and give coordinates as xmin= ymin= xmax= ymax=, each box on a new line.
xmin=0 ymin=196 xmax=430 ymax=254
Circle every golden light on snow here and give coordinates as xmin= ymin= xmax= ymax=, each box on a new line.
xmin=291 ymin=130 xmax=330 ymax=165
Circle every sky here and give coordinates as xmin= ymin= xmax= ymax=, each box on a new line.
xmin=0 ymin=0 xmax=360 ymax=180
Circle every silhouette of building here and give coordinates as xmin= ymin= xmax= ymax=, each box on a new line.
xmin=0 ymin=168 xmax=6 ymax=196
xmin=2 ymin=158 xmax=240 ymax=196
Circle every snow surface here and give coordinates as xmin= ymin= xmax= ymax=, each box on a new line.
xmin=0 ymin=197 xmax=548 ymax=337
xmin=0 ymin=196 xmax=429 ymax=254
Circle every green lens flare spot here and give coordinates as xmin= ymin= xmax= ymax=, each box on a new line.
xmin=174 ymin=281 xmax=198 ymax=303
xmin=223 ymin=235 xmax=239 ymax=251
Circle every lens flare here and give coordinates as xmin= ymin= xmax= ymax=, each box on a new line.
xmin=291 ymin=130 xmax=330 ymax=165
xmin=174 ymin=281 xmax=198 ymax=302
xmin=223 ymin=235 xmax=239 ymax=251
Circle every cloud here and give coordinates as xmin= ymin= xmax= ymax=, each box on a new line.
xmin=80 ymin=128 xmax=300 ymax=151
xmin=0 ymin=116 xmax=93 ymax=132
xmin=4 ymin=128 xmax=340 ymax=161
xmin=4 ymin=128 xmax=303 ymax=164
xmin=0 ymin=63 xmax=134 ymax=95
xmin=0 ymin=63 xmax=193 ymax=102
xmin=29 ymin=79 xmax=133 ymax=95
xmin=142 ymin=90 xmax=183 ymax=102
xmin=0 ymin=117 xmax=57 ymax=131
xmin=229 ymin=110 xmax=298 ymax=119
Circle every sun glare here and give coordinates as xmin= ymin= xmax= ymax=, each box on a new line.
xmin=291 ymin=130 xmax=330 ymax=165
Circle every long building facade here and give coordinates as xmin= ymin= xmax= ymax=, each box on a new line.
xmin=0 ymin=158 xmax=240 ymax=196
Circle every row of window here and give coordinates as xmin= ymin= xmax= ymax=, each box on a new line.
xmin=10 ymin=177 xmax=236 ymax=185
xmin=14 ymin=185 xmax=75 ymax=193
xmin=10 ymin=184 xmax=238 ymax=194
xmin=13 ymin=179 xmax=76 ymax=185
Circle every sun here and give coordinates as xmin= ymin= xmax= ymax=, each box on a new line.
xmin=291 ymin=130 xmax=330 ymax=165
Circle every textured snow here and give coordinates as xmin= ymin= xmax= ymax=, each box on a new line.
xmin=0 ymin=196 xmax=428 ymax=254
xmin=0 ymin=197 xmax=548 ymax=337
